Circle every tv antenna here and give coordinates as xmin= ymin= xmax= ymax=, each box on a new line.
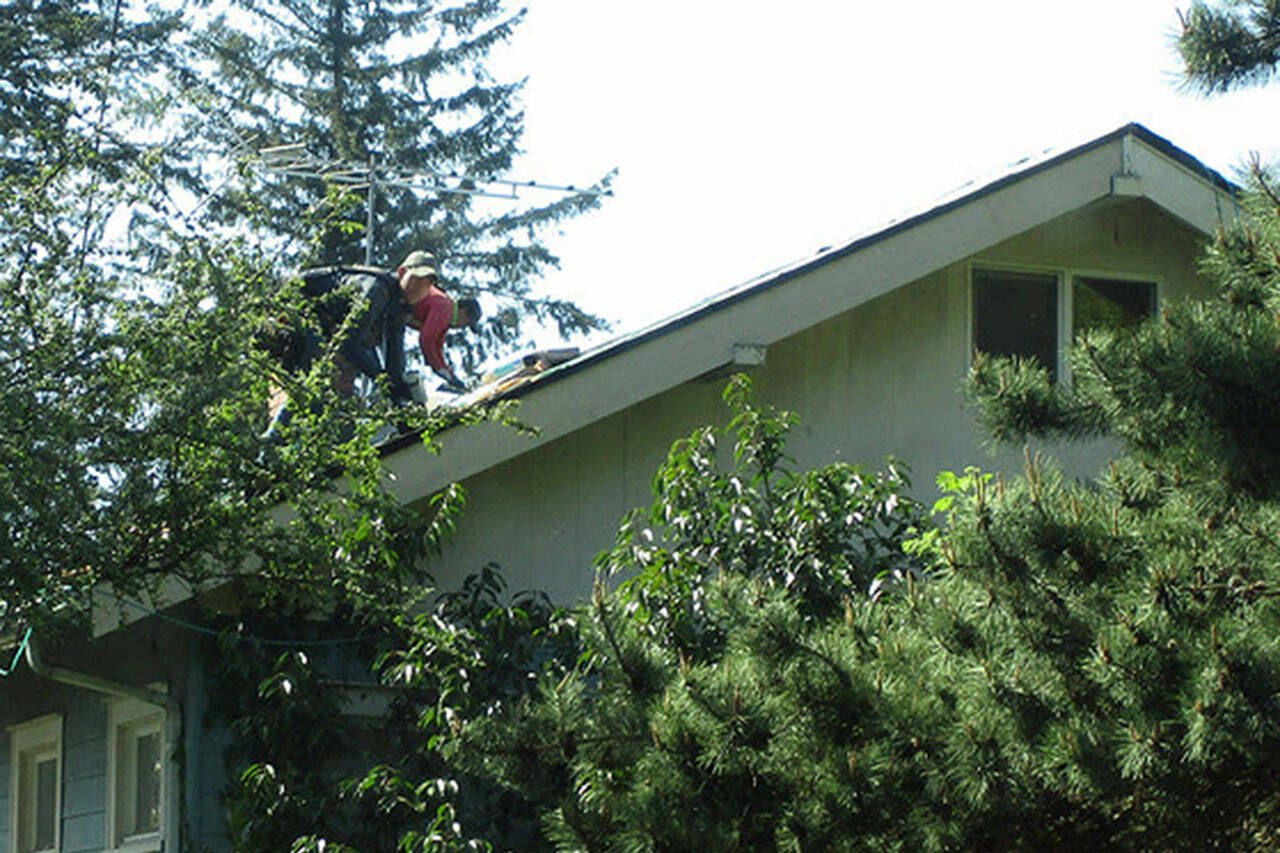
xmin=255 ymin=145 xmax=613 ymax=264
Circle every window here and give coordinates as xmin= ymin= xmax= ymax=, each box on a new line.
xmin=9 ymin=714 xmax=62 ymax=853
xmin=972 ymin=269 xmax=1059 ymax=377
xmin=1072 ymin=276 xmax=1157 ymax=338
xmin=971 ymin=267 xmax=1157 ymax=379
xmin=106 ymin=700 xmax=165 ymax=852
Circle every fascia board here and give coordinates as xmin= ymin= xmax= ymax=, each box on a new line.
xmin=1128 ymin=138 xmax=1239 ymax=234
xmin=383 ymin=140 xmax=1126 ymax=505
xmin=92 ymin=576 xmax=196 ymax=638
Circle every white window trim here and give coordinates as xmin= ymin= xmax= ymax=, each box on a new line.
xmin=104 ymin=698 xmax=167 ymax=853
xmin=8 ymin=713 xmax=63 ymax=853
xmin=967 ymin=261 xmax=1163 ymax=382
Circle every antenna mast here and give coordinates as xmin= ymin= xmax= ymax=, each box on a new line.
xmin=255 ymin=144 xmax=612 ymax=264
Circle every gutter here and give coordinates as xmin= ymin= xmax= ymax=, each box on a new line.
xmin=23 ymin=634 xmax=185 ymax=853
xmin=24 ymin=635 xmax=178 ymax=712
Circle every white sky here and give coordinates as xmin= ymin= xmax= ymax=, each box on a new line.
xmin=488 ymin=0 xmax=1280 ymax=347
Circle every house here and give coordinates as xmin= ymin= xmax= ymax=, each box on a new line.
xmin=0 ymin=123 xmax=1236 ymax=851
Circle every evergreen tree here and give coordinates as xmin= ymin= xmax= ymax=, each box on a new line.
xmin=1179 ymin=0 xmax=1280 ymax=93
xmin=434 ymin=184 xmax=1280 ymax=843
xmin=191 ymin=0 xmax=612 ymax=369
xmin=0 ymin=0 xmax=495 ymax=641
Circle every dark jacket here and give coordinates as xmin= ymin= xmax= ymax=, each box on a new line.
xmin=300 ymin=266 xmax=413 ymax=404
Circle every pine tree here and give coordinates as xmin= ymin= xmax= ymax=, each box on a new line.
xmin=1179 ymin=0 xmax=1280 ymax=93
xmin=191 ymin=0 xmax=612 ymax=368
xmin=0 ymin=0 xmax=484 ymax=639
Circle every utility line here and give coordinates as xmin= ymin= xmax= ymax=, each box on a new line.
xmin=0 ymin=627 xmax=33 ymax=677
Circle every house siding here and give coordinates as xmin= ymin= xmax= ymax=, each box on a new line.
xmin=0 ymin=626 xmax=221 ymax=852
xmin=192 ymin=721 xmax=233 ymax=853
xmin=0 ymin=694 xmax=107 ymax=853
xmin=185 ymin=649 xmax=234 ymax=853
xmin=0 ymin=728 xmax=9 ymax=847
xmin=61 ymin=695 xmax=107 ymax=853
xmin=426 ymin=198 xmax=1213 ymax=602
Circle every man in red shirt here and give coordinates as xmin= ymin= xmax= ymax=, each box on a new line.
xmin=398 ymin=250 xmax=481 ymax=394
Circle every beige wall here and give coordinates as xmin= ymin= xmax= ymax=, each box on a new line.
xmin=427 ymin=198 xmax=1213 ymax=602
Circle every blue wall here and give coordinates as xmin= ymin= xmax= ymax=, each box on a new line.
xmin=60 ymin=695 xmax=107 ymax=853
xmin=0 ymin=726 xmax=9 ymax=848
xmin=0 ymin=694 xmax=107 ymax=853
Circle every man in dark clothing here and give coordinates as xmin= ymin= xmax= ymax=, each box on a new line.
xmin=321 ymin=265 xmax=416 ymax=404
xmin=263 ymin=250 xmax=481 ymax=437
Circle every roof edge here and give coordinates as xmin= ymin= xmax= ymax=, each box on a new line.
xmin=400 ymin=124 xmax=1235 ymax=422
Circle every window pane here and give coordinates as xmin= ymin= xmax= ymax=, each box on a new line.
xmin=133 ymin=731 xmax=162 ymax=834
xmin=35 ymin=757 xmax=56 ymax=851
xmin=972 ymin=269 xmax=1058 ymax=378
xmin=1073 ymin=277 xmax=1156 ymax=337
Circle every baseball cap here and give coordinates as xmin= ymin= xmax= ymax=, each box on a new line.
xmin=399 ymin=250 xmax=438 ymax=278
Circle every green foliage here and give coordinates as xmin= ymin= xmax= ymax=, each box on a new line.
xmin=1 ymin=0 xmax=555 ymax=646
xmin=240 ymin=380 xmax=928 ymax=851
xmin=434 ymin=377 xmax=935 ymax=850
xmin=1179 ymin=0 xmax=1280 ymax=93
xmin=967 ymin=169 xmax=1280 ymax=501
xmin=610 ymin=376 xmax=928 ymax=649
xmin=0 ymin=0 xmax=181 ymax=179
xmin=190 ymin=0 xmax=614 ymax=367
xmin=339 ymin=567 xmax=578 ymax=851
xmin=907 ymin=173 xmax=1280 ymax=846
xmin=0 ymin=0 xmax=250 ymax=633
xmin=213 ymin=632 xmax=356 ymax=852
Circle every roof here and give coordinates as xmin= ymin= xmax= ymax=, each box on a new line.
xmin=95 ymin=123 xmax=1239 ymax=638
xmin=382 ymin=122 xmax=1236 ymax=455
xmin=523 ymin=123 xmax=1233 ymax=386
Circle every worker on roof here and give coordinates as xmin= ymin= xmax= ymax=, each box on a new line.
xmin=398 ymin=250 xmax=481 ymax=395
xmin=261 ymin=249 xmax=482 ymax=438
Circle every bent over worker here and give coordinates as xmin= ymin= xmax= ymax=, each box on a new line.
xmin=398 ymin=250 xmax=481 ymax=394
xmin=262 ymin=249 xmax=481 ymax=437
xmin=312 ymin=249 xmax=480 ymax=399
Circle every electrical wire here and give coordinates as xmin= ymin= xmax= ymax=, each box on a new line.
xmin=0 ymin=627 xmax=33 ymax=677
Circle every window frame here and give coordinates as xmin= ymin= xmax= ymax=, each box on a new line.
xmin=104 ymin=698 xmax=166 ymax=853
xmin=967 ymin=262 xmax=1162 ymax=381
xmin=8 ymin=713 xmax=63 ymax=853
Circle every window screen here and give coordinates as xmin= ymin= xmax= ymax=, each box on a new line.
xmin=1073 ymin=277 xmax=1156 ymax=338
xmin=133 ymin=731 xmax=162 ymax=835
xmin=972 ymin=269 xmax=1059 ymax=378
xmin=34 ymin=757 xmax=57 ymax=851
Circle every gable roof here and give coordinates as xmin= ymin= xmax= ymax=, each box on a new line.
xmin=92 ymin=123 xmax=1237 ymax=638
xmin=378 ymin=122 xmax=1237 ymax=498
xmin=516 ymin=123 xmax=1233 ymax=397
